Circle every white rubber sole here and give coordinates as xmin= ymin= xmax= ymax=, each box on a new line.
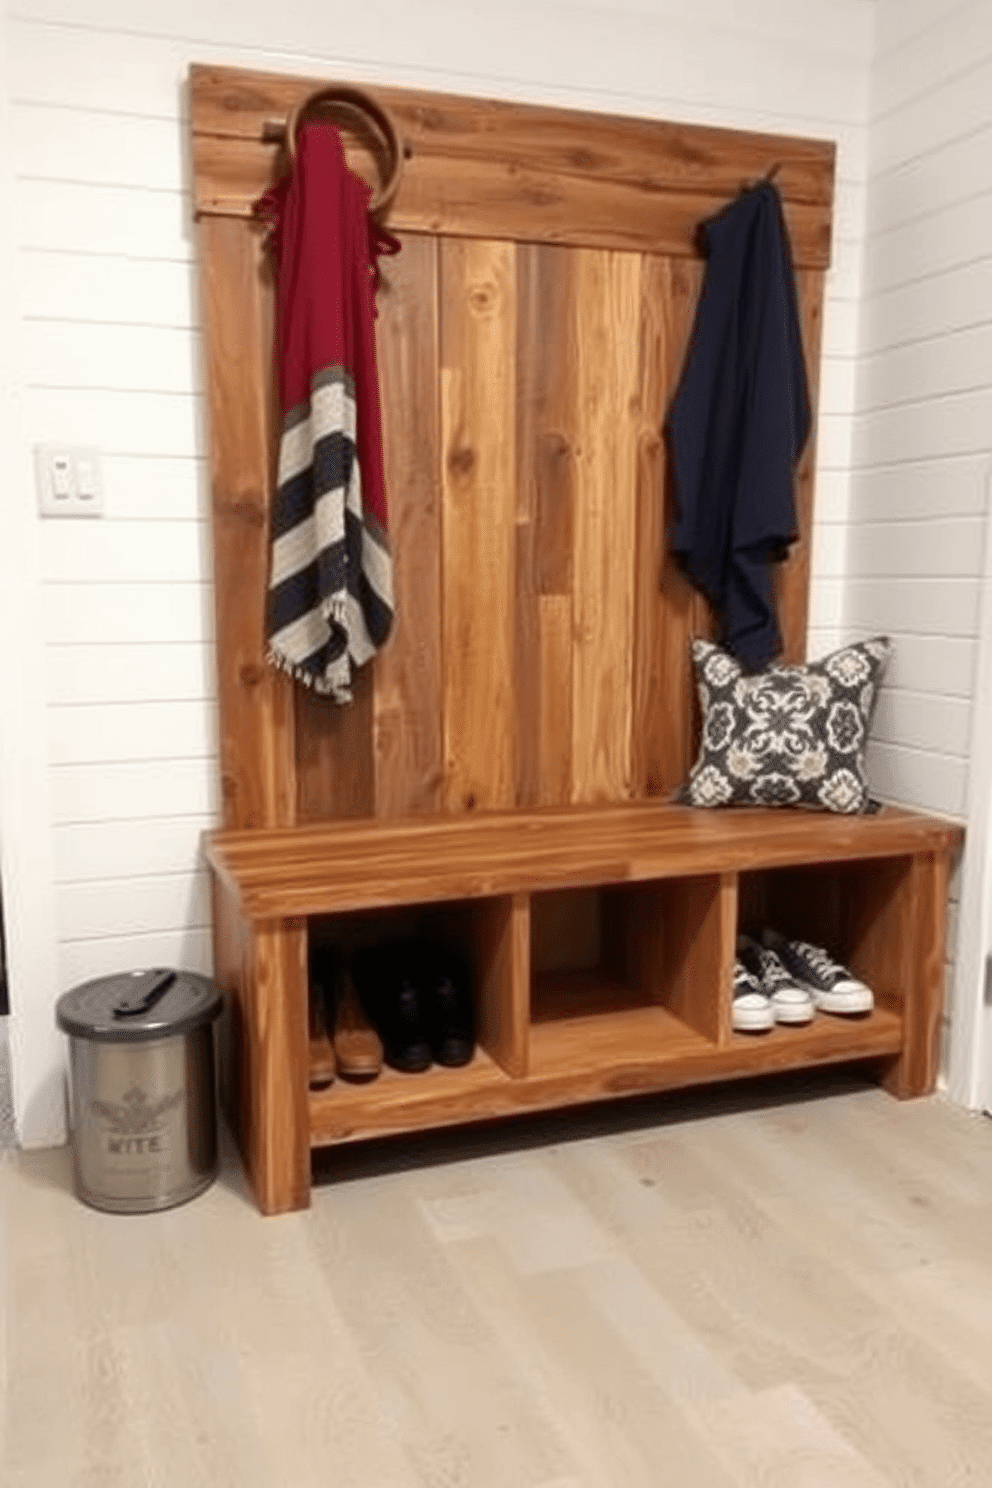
xmin=732 ymin=1001 xmax=775 ymax=1033
xmin=772 ymin=999 xmax=815 ymax=1025
xmin=812 ymin=981 xmax=874 ymax=1016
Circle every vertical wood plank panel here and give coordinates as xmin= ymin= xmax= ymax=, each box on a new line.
xmin=374 ymin=232 xmax=444 ymax=817
xmin=630 ymin=253 xmax=667 ymax=800
xmin=656 ymin=256 xmax=708 ymax=787
xmin=514 ymin=245 xmax=540 ymax=534
xmin=538 ymin=595 xmax=574 ymax=804
xmin=521 ymin=246 xmax=578 ymax=598
xmin=440 ymin=237 xmax=517 ymax=813
xmin=532 ymin=888 xmax=602 ymax=974
xmin=513 ymin=518 xmax=542 ymax=807
xmin=602 ymin=881 xmax=665 ymax=996
xmin=296 ymin=668 xmax=375 ymax=822
xmin=571 ymin=249 xmax=642 ymax=804
xmin=515 ymin=244 xmax=578 ymax=806
xmin=514 ymin=245 xmax=542 ymax=806
xmin=198 ymin=216 xmax=295 ymax=829
xmin=776 ymin=266 xmax=825 ymax=663
xmin=760 ymin=863 xmax=843 ymax=956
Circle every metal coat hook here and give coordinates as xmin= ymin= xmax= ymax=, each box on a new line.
xmin=741 ymin=160 xmax=782 ymax=192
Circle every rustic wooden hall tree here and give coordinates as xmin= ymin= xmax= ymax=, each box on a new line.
xmin=191 ymin=64 xmax=962 ymax=1215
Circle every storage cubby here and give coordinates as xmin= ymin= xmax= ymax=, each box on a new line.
xmin=732 ymin=857 xmax=913 ymax=1060
xmin=740 ymin=855 xmax=921 ymax=1018
xmin=531 ymin=875 xmax=732 ymax=1048
xmin=304 ymin=893 xmax=531 ymax=1113
xmin=298 ymin=890 xmax=570 ymax=1158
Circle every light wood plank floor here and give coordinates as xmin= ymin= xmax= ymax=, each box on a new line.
xmin=3 ymin=1071 xmax=992 ymax=1487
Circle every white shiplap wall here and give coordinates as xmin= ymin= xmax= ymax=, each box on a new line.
xmin=852 ymin=0 xmax=992 ymax=821
xmin=848 ymin=0 xmax=992 ymax=1084
xmin=3 ymin=0 xmax=874 ymax=1143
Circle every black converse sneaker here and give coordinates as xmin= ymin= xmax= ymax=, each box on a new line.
xmin=737 ymin=935 xmax=815 ymax=1025
xmin=762 ymin=930 xmax=874 ymax=1015
xmin=731 ymin=959 xmax=774 ymax=1033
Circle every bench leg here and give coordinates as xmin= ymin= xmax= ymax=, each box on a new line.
xmin=882 ymin=851 xmax=950 ymax=1099
xmin=221 ymin=913 xmax=311 ymax=1214
xmin=245 ymin=918 xmax=311 ymax=1212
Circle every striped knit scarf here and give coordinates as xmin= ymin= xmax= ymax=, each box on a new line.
xmin=254 ymin=123 xmax=398 ymax=702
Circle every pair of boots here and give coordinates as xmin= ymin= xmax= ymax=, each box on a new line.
xmin=308 ymin=940 xmax=476 ymax=1086
xmin=353 ymin=939 xmax=475 ymax=1074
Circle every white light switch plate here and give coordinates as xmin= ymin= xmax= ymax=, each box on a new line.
xmin=35 ymin=444 xmax=104 ymax=518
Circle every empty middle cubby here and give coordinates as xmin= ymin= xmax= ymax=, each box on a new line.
xmin=530 ymin=873 xmax=735 ymax=1048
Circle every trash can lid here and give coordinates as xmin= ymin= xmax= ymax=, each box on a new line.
xmin=56 ymin=969 xmax=222 ymax=1044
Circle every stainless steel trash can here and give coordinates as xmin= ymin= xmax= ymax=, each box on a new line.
xmin=56 ymin=968 xmax=223 ymax=1214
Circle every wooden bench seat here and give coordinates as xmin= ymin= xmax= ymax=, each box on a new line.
xmin=207 ymin=800 xmax=960 ymax=918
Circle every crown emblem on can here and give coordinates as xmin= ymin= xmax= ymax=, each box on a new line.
xmin=91 ymin=1084 xmax=182 ymax=1136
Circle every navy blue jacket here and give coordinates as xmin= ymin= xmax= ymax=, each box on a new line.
xmin=666 ymin=182 xmax=810 ymax=671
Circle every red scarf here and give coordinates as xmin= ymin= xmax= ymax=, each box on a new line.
xmin=254 ymin=123 xmax=399 ymax=701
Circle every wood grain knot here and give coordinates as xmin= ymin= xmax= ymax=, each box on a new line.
xmin=544 ymin=431 xmax=573 ymax=462
xmin=468 ymin=282 xmax=497 ymax=315
xmin=568 ymin=146 xmax=599 ymax=171
xmin=412 ymin=105 xmax=447 ymax=134
xmin=464 ymin=793 xmax=477 ymax=810
xmin=448 ymin=445 xmax=476 ymax=478
xmin=522 ymin=184 xmax=560 ymax=209
xmin=239 ymin=662 xmax=267 ymax=687
xmin=216 ymin=495 xmax=265 ymax=528
xmin=225 ymin=86 xmax=264 ymax=117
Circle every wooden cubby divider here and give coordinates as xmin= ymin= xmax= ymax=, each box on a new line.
xmin=474 ymin=893 xmax=531 ymax=1079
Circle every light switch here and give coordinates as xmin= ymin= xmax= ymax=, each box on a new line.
xmin=51 ymin=455 xmax=72 ymax=499
xmin=76 ymin=458 xmax=97 ymax=500
xmin=35 ymin=445 xmax=104 ymax=518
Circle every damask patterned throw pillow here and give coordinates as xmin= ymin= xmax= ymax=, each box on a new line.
xmin=679 ymin=636 xmax=891 ymax=814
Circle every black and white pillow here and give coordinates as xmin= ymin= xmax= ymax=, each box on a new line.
xmin=679 ymin=636 xmax=891 ymax=814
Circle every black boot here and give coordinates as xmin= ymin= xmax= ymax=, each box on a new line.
xmin=425 ymin=946 xmax=475 ymax=1068
xmin=354 ymin=941 xmax=433 ymax=1074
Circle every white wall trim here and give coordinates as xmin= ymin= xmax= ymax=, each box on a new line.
xmin=0 ymin=1 xmax=66 ymax=1146
xmin=946 ymin=462 xmax=992 ymax=1110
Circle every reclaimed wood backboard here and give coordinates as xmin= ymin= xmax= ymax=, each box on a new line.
xmin=190 ymin=65 xmax=835 ymax=832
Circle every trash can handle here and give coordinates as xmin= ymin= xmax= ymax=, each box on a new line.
xmin=113 ymin=969 xmax=177 ymax=1018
